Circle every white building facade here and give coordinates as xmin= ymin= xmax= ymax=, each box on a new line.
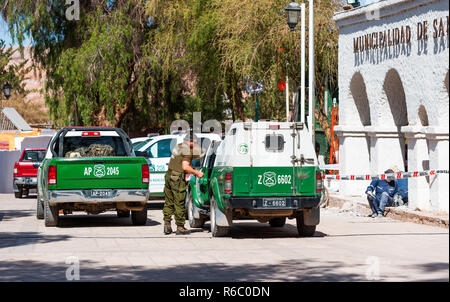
xmin=333 ymin=0 xmax=449 ymax=212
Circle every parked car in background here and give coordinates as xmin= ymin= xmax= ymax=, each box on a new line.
xmin=13 ymin=148 xmax=47 ymax=198
xmin=136 ymin=132 xmax=222 ymax=197
xmin=132 ymin=138 xmax=155 ymax=150
xmin=37 ymin=127 xmax=150 ymax=227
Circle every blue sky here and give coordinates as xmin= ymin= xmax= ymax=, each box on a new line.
xmin=0 ymin=18 xmax=32 ymax=46
xmin=0 ymin=0 xmax=379 ymax=46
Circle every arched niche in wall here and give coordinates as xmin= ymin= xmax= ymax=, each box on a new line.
xmin=349 ymin=72 xmax=371 ymax=162
xmin=382 ymin=69 xmax=408 ymax=171
xmin=418 ymin=105 xmax=430 ymax=184
xmin=383 ymin=69 xmax=408 ymax=127
xmin=418 ymin=105 xmax=429 ymax=127
xmin=349 ymin=72 xmax=371 ymax=126
xmin=445 ymin=71 xmax=449 ymax=96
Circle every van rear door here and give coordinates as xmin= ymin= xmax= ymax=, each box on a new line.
xmin=233 ymin=124 xmax=296 ymax=197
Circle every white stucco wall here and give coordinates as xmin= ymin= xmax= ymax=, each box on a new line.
xmin=334 ymin=0 xmax=449 ymax=211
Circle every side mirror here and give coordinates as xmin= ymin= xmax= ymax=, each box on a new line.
xmin=135 ymin=151 xmax=150 ymax=158
xmin=191 ymin=159 xmax=201 ymax=168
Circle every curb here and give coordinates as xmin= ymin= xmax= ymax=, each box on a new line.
xmin=328 ymin=196 xmax=449 ymax=229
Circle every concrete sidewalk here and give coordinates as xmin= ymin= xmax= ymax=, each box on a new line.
xmin=328 ymin=193 xmax=449 ymax=229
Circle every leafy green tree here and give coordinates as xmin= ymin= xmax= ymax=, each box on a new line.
xmin=2 ymin=0 xmax=339 ymax=143
xmin=0 ymin=39 xmax=29 ymax=98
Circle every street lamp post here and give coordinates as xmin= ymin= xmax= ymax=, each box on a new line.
xmin=1 ymin=82 xmax=12 ymax=131
xmin=285 ymin=0 xmax=314 ymax=145
xmin=284 ymin=1 xmax=306 ymax=125
xmin=2 ymin=82 xmax=12 ymax=108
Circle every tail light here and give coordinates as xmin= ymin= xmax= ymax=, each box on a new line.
xmin=13 ymin=163 xmax=18 ymax=177
xmin=82 ymin=131 xmax=100 ymax=136
xmin=142 ymin=164 xmax=149 ymax=184
xmin=48 ymin=165 xmax=57 ymax=185
xmin=224 ymin=172 xmax=232 ymax=194
xmin=316 ymin=170 xmax=323 ymax=194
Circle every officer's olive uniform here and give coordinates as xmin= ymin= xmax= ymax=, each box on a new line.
xmin=163 ymin=142 xmax=201 ymax=226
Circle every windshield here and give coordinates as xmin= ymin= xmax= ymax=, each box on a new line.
xmin=133 ymin=139 xmax=152 ymax=150
xmin=63 ymin=136 xmax=127 ymax=158
xmin=22 ymin=150 xmax=46 ymax=162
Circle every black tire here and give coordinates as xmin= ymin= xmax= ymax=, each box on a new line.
xmin=117 ymin=210 xmax=130 ymax=218
xmin=210 ymin=197 xmax=230 ymax=237
xmin=269 ymin=217 xmax=286 ymax=227
xmin=14 ymin=186 xmax=23 ymax=199
xmin=131 ymin=207 xmax=147 ymax=226
xmin=36 ymin=198 xmax=44 ymax=220
xmin=188 ymin=192 xmax=205 ymax=228
xmin=23 ymin=189 xmax=29 ymax=197
xmin=44 ymin=200 xmax=59 ymax=227
xmin=296 ymin=212 xmax=316 ymax=237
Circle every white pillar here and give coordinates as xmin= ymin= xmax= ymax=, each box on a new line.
xmin=402 ymin=126 xmax=430 ymax=210
xmin=334 ymin=125 xmax=371 ymax=195
xmin=426 ymin=127 xmax=449 ymax=213
xmin=366 ymin=127 xmax=406 ymax=174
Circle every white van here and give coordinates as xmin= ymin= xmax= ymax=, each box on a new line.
xmin=136 ymin=133 xmax=222 ymax=197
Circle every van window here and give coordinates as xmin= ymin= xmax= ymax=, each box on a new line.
xmin=148 ymin=139 xmax=176 ymax=158
xmin=265 ymin=134 xmax=285 ymax=152
xmin=200 ymin=138 xmax=211 ymax=152
xmin=23 ymin=150 xmax=46 ymax=162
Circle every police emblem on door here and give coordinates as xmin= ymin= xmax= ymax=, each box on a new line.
xmin=263 ymin=172 xmax=277 ymax=187
xmin=93 ymin=165 xmax=106 ymax=178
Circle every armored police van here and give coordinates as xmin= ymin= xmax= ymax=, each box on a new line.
xmin=187 ymin=121 xmax=323 ymax=237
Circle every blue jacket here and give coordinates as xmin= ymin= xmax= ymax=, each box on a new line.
xmin=366 ymin=179 xmax=398 ymax=198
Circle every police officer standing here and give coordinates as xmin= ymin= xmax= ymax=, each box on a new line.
xmin=163 ymin=133 xmax=204 ymax=235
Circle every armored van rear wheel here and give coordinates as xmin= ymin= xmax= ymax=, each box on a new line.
xmin=210 ymin=197 xmax=230 ymax=237
xmin=296 ymin=212 xmax=316 ymax=237
xmin=269 ymin=217 xmax=286 ymax=227
xmin=131 ymin=207 xmax=147 ymax=226
xmin=188 ymin=192 xmax=205 ymax=228
xmin=44 ymin=200 xmax=59 ymax=227
xmin=36 ymin=198 xmax=44 ymax=219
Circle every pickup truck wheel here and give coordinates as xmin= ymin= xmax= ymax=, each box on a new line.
xmin=44 ymin=200 xmax=59 ymax=227
xmin=14 ymin=186 xmax=23 ymax=199
xmin=117 ymin=210 xmax=130 ymax=218
xmin=269 ymin=217 xmax=286 ymax=227
xmin=296 ymin=212 xmax=316 ymax=237
xmin=210 ymin=197 xmax=230 ymax=237
xmin=36 ymin=198 xmax=44 ymax=220
xmin=188 ymin=192 xmax=205 ymax=228
xmin=131 ymin=208 xmax=147 ymax=226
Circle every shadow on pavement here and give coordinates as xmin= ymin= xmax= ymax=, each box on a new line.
xmin=58 ymin=214 xmax=161 ymax=228
xmin=0 ymin=232 xmax=70 ymax=249
xmin=0 ymin=209 xmax=35 ymax=222
xmin=0 ymin=258 xmax=369 ymax=282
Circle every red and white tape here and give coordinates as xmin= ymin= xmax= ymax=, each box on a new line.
xmin=323 ymin=170 xmax=449 ymax=181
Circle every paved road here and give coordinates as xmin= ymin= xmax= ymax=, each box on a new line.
xmin=0 ymin=194 xmax=448 ymax=282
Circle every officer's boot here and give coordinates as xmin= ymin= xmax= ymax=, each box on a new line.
xmin=164 ymin=221 xmax=173 ymax=235
xmin=176 ymin=225 xmax=191 ymax=235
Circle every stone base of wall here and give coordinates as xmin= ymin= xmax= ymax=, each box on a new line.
xmin=328 ymin=193 xmax=449 ymax=229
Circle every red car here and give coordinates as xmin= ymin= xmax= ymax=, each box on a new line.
xmin=13 ymin=148 xmax=47 ymax=198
